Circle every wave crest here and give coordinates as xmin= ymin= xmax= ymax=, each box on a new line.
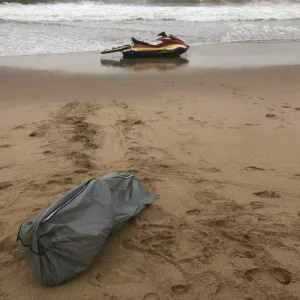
xmin=1 ymin=2 xmax=300 ymax=22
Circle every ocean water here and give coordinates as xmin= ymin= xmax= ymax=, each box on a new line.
xmin=1 ymin=0 xmax=300 ymax=56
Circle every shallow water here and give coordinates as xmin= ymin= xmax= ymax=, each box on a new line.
xmin=1 ymin=0 xmax=300 ymax=56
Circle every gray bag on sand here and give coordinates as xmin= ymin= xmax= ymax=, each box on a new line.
xmin=17 ymin=173 xmax=158 ymax=286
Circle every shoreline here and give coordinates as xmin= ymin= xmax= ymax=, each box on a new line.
xmin=0 ymin=41 xmax=300 ymax=74
xmin=1 ymin=64 xmax=300 ymax=108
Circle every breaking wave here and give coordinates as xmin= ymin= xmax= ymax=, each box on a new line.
xmin=1 ymin=2 xmax=300 ymax=23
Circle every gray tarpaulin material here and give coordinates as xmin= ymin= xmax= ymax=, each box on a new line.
xmin=17 ymin=173 xmax=159 ymax=286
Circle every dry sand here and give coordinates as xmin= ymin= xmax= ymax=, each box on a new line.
xmin=1 ymin=62 xmax=300 ymax=300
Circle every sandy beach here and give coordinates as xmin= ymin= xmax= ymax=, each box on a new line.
xmin=1 ymin=43 xmax=300 ymax=300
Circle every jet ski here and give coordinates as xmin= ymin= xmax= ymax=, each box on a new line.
xmin=101 ymin=32 xmax=189 ymax=59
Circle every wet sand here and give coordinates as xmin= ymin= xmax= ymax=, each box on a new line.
xmin=0 ymin=42 xmax=300 ymax=74
xmin=1 ymin=44 xmax=300 ymax=300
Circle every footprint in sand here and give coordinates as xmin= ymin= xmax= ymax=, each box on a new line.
xmin=295 ymin=107 xmax=300 ymax=111
xmin=142 ymin=293 xmax=160 ymax=300
xmin=244 ymin=267 xmax=292 ymax=285
xmin=282 ymin=105 xmax=291 ymax=108
xmin=253 ymin=191 xmax=281 ymax=198
xmin=271 ymin=267 xmax=292 ymax=285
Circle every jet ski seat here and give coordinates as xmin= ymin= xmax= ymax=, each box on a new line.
xmin=132 ymin=37 xmax=152 ymax=46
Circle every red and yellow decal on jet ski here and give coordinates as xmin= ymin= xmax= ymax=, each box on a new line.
xmin=130 ymin=44 xmax=188 ymax=52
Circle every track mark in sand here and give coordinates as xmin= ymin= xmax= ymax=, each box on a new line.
xmin=0 ymin=182 xmax=13 ymax=190
xmin=115 ymin=117 xmax=146 ymax=139
xmin=253 ymin=191 xmax=281 ymax=198
xmin=29 ymin=131 xmax=38 ymax=137
xmin=28 ymin=123 xmax=49 ymax=137
xmin=43 ymin=150 xmax=54 ymax=155
xmin=0 ymin=144 xmax=13 ymax=149
xmin=245 ymin=123 xmax=260 ymax=126
xmin=208 ymin=216 xmax=236 ymax=228
xmin=140 ymin=230 xmax=175 ymax=248
xmin=249 ymin=201 xmax=264 ymax=209
xmin=282 ymin=105 xmax=291 ymax=108
xmin=0 ymin=290 xmax=9 ymax=300
xmin=28 ymin=100 xmax=104 ymax=171
xmin=157 ymin=163 xmax=171 ymax=169
xmin=140 ymin=223 xmax=175 ymax=231
xmin=265 ymin=113 xmax=276 ymax=118
xmin=156 ymin=111 xmax=165 ymax=115
xmin=88 ymin=273 xmax=102 ymax=286
xmin=0 ymin=236 xmax=18 ymax=252
xmin=65 ymin=151 xmax=96 ymax=170
xmin=12 ymin=124 xmax=28 ymax=130
xmin=220 ymin=229 xmax=251 ymax=244
xmin=121 ymin=209 xmax=186 ymax=277
xmin=121 ymin=238 xmax=144 ymax=253
xmin=73 ymin=169 xmax=89 ymax=174
xmin=102 ymin=295 xmax=118 ymax=300
xmin=0 ymin=165 xmax=11 ymax=170
xmin=142 ymin=293 xmax=160 ymax=300
xmin=171 ymin=283 xmax=191 ymax=295
xmin=32 ymin=206 xmax=43 ymax=213
xmin=293 ymin=174 xmax=300 ymax=180
xmin=51 ymin=173 xmax=63 ymax=178
xmin=46 ymin=177 xmax=73 ymax=185
xmin=113 ymin=100 xmax=129 ymax=109
xmin=295 ymin=107 xmax=300 ymax=111
xmin=206 ymin=167 xmax=221 ymax=173
xmin=186 ymin=209 xmax=201 ymax=215
xmin=244 ymin=268 xmax=261 ymax=282
xmin=245 ymin=166 xmax=266 ymax=171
